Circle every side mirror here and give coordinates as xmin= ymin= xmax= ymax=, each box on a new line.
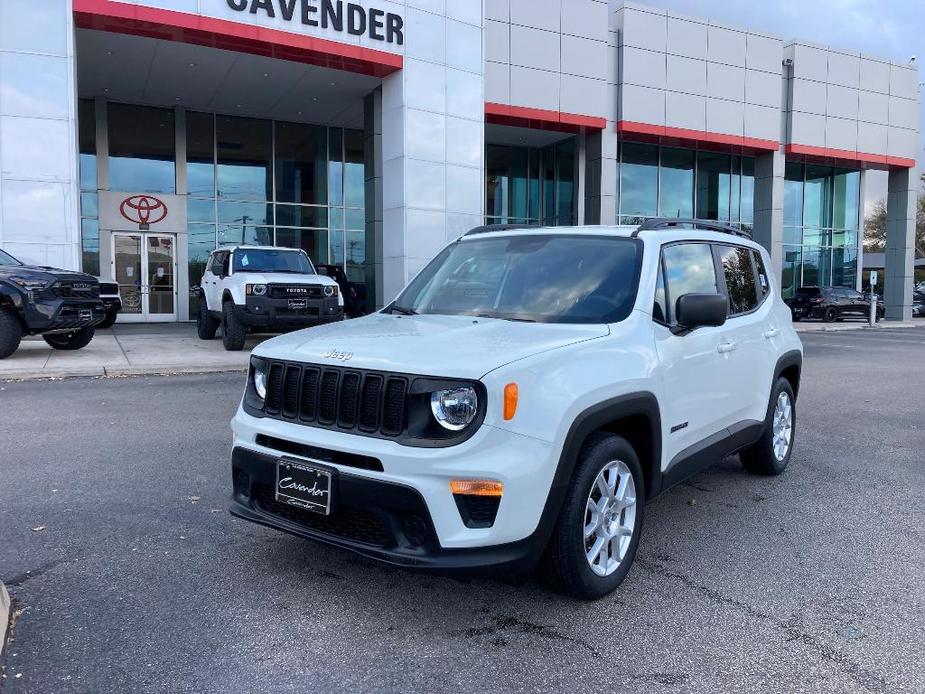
xmin=675 ymin=293 xmax=727 ymax=333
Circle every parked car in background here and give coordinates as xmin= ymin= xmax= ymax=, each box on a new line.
xmin=786 ymin=286 xmax=883 ymax=322
xmin=197 ymin=246 xmax=344 ymax=351
xmin=0 ymin=247 xmax=105 ymax=359
xmin=96 ymin=279 xmax=122 ymax=328
xmin=913 ymin=291 xmax=925 ymax=318
xmin=314 ymin=264 xmax=367 ymax=318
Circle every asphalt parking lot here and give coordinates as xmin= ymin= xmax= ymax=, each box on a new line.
xmin=1 ymin=327 xmax=923 ymax=694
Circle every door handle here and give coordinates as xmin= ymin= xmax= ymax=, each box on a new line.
xmin=717 ymin=341 xmax=738 ymax=354
xmin=763 ymin=328 xmax=780 ymax=339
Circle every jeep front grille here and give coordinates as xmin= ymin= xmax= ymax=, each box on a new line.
xmin=260 ymin=361 xmax=408 ymax=438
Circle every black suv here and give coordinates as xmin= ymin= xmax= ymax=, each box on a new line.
xmin=0 ymin=248 xmax=106 ymax=359
xmin=786 ymin=286 xmax=884 ymax=322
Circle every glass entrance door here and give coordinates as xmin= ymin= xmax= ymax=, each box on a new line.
xmin=111 ymin=233 xmax=177 ymax=322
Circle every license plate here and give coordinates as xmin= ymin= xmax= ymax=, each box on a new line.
xmin=288 ymin=298 xmax=307 ymax=310
xmin=275 ymin=460 xmax=332 ymax=515
xmin=792 ymin=308 xmax=802 ymax=315
xmin=79 ymin=309 xmax=92 ymax=320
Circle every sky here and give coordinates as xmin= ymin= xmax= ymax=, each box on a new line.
xmin=646 ymin=0 xmax=924 ymax=211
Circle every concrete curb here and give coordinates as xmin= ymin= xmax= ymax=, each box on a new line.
xmin=794 ymin=321 xmax=924 ymax=333
xmin=1 ymin=581 xmax=9 ymax=656
xmin=0 ymin=364 xmax=247 ymax=382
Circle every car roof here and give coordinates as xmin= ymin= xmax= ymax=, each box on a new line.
xmin=458 ymin=224 xmax=764 ymax=250
xmin=213 ymin=245 xmax=304 ymax=253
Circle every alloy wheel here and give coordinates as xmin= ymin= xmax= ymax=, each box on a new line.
xmin=583 ymin=460 xmax=637 ymax=577
xmin=772 ymin=391 xmax=793 ymax=461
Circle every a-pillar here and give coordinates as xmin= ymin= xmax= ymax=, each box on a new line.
xmin=884 ymin=167 xmax=916 ymax=320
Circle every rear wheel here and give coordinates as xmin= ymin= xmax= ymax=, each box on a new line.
xmin=43 ymin=326 xmax=95 ymax=351
xmin=0 ymin=308 xmax=23 ymax=359
xmin=740 ymin=377 xmax=795 ymax=476
xmin=543 ymin=433 xmax=643 ymax=600
xmin=876 ymin=307 xmax=884 ymax=322
xmin=822 ymin=307 xmax=838 ymax=322
xmin=222 ymin=301 xmax=246 ymax=351
xmin=197 ymin=298 xmax=219 ymax=339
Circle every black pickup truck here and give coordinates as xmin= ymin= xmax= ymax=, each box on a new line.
xmin=0 ymin=248 xmax=106 ymax=359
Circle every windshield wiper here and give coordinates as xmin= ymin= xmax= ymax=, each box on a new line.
xmin=388 ymin=304 xmax=418 ymax=315
xmin=473 ymin=314 xmax=536 ymax=323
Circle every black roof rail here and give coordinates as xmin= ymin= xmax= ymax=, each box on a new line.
xmin=463 ymin=223 xmax=536 ymax=236
xmin=630 ymin=217 xmax=752 ymax=239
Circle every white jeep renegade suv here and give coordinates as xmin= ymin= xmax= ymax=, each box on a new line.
xmin=198 ymin=245 xmax=343 ymax=350
xmin=229 ymin=220 xmax=803 ymax=599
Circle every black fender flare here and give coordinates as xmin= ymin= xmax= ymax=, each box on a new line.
xmin=773 ymin=349 xmax=803 ymax=399
xmin=525 ymin=393 xmax=662 ymax=562
xmin=0 ymin=284 xmax=26 ymax=326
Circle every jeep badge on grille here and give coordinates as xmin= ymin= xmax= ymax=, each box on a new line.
xmin=322 ymin=349 xmax=353 ymax=361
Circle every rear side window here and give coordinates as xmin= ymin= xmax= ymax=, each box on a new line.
xmin=661 ymin=243 xmax=718 ymax=325
xmin=716 ymin=245 xmax=758 ymax=316
xmin=752 ymin=250 xmax=769 ymax=297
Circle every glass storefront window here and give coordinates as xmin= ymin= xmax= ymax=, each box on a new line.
xmin=784 ymin=162 xmax=804 ymax=226
xmin=740 ymin=157 xmax=754 ymax=225
xmin=276 ymin=204 xmax=327 ymax=229
xmin=833 ymin=169 xmax=860 ymax=230
xmin=486 ymin=144 xmax=529 ymax=222
xmin=187 ymin=112 xmax=215 ymax=198
xmin=276 ymin=121 xmax=327 ymax=205
xmin=695 ymin=152 xmax=731 ymax=221
xmin=81 ymin=218 xmax=100 ymax=277
xmin=276 ymin=228 xmax=329 ymax=262
xmin=781 ymin=245 xmax=802 ymax=298
xmin=216 ymin=116 xmax=271 ymax=201
xmin=187 ymin=223 xmax=215 ymax=316
xmin=659 ymin=148 xmax=694 ymax=218
xmin=832 ymin=247 xmax=858 ymax=287
xmin=554 ymin=140 xmax=576 ymax=225
xmin=78 ymin=99 xmax=96 ymax=193
xmin=218 ymin=224 xmax=272 ymax=247
xmin=344 ymin=129 xmax=366 ymax=209
xmin=485 ymin=140 xmax=575 ymax=226
xmin=803 ymin=164 xmax=833 ymax=229
xmin=108 ymin=103 xmax=176 ymax=194
xmin=217 ymin=200 xmax=272 ymax=226
xmin=619 ymin=142 xmax=658 ymax=218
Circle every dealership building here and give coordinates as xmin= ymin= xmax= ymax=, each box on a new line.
xmin=0 ymin=0 xmax=920 ymax=321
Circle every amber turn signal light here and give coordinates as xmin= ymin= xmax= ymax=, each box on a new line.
xmin=504 ymin=383 xmax=518 ymax=420
xmin=450 ymin=480 xmax=504 ymax=497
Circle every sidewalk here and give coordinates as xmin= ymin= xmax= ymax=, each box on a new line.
xmin=0 ymin=323 xmax=267 ymax=381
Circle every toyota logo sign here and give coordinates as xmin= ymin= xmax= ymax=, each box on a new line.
xmin=120 ymin=195 xmax=168 ymax=230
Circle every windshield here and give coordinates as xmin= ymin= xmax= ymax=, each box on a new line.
xmin=232 ymin=249 xmax=314 ymax=274
xmin=0 ymin=249 xmax=23 ymax=267
xmin=391 ymin=234 xmax=642 ymax=324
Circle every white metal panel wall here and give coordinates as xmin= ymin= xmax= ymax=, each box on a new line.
xmin=0 ymin=0 xmax=81 ymax=269
xmin=484 ymin=0 xmax=610 ymax=118
xmin=615 ymin=2 xmax=783 ymax=143
xmin=785 ymin=40 xmax=920 ymax=161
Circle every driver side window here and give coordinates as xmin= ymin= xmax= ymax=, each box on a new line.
xmin=659 ymin=243 xmax=719 ymax=325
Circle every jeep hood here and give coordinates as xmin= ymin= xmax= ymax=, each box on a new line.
xmin=254 ymin=313 xmax=609 ymax=378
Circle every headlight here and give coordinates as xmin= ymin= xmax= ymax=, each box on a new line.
xmin=252 ymin=359 xmax=268 ymax=400
xmin=247 ymin=283 xmax=267 ymax=296
xmin=323 ymin=284 xmax=337 ymax=298
xmin=10 ymin=277 xmax=49 ymax=291
xmin=430 ymin=386 xmax=478 ymax=431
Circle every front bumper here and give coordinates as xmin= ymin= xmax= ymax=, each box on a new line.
xmin=229 ymin=408 xmax=558 ymax=572
xmin=20 ymin=296 xmax=107 ymax=333
xmin=235 ymin=296 xmax=343 ymax=329
xmin=101 ymin=297 xmax=122 ymax=313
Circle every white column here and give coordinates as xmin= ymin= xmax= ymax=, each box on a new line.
xmin=753 ymin=148 xmax=785 ymax=283
xmin=884 ymin=167 xmax=916 ymax=320
xmin=379 ymin=4 xmax=484 ymax=304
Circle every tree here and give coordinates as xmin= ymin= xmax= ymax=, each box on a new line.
xmin=863 ymin=178 xmax=925 ymax=257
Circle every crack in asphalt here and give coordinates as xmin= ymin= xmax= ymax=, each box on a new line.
xmin=637 ymin=559 xmax=889 ymax=693
xmin=3 ymin=558 xmax=70 ymax=588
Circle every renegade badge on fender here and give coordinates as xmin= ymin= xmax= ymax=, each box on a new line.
xmin=228 ymin=220 xmax=803 ymax=599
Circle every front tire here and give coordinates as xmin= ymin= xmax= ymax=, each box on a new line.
xmin=740 ymin=377 xmax=795 ymax=476
xmin=43 ymin=326 xmax=95 ymax=351
xmin=543 ymin=433 xmax=644 ymax=600
xmin=222 ymin=301 xmax=246 ymax=351
xmin=96 ymin=308 xmax=118 ymax=329
xmin=0 ymin=308 xmax=23 ymax=359
xmin=197 ymin=298 xmax=220 ymax=340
